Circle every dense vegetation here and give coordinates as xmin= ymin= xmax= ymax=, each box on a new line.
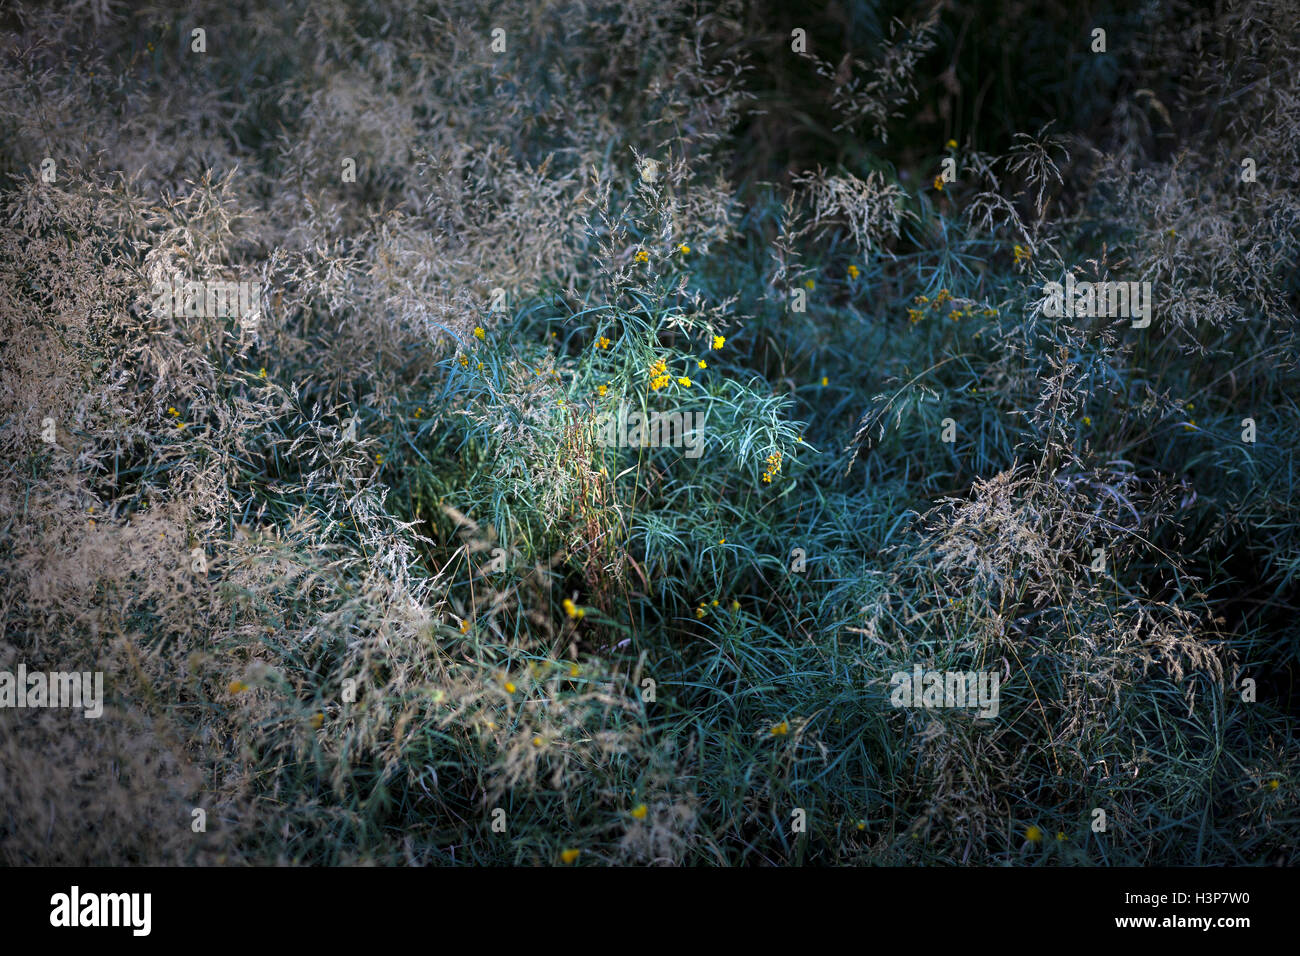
xmin=1 ymin=0 xmax=1297 ymax=864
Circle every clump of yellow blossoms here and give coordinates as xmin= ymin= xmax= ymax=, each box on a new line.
xmin=648 ymin=357 xmax=671 ymax=391
xmin=762 ymin=451 xmax=783 ymax=483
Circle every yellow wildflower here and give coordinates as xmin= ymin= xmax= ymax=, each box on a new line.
xmin=712 ymin=335 xmax=725 ymax=350
xmin=631 ymin=803 xmax=648 ymax=820
xmin=1025 ymin=825 xmax=1043 ymax=843
xmin=560 ymin=848 xmax=580 ymax=864
xmin=770 ymin=721 xmax=789 ymax=736
xmin=473 ymin=326 xmax=485 ymax=340
xmin=848 ymin=264 xmax=860 ymax=279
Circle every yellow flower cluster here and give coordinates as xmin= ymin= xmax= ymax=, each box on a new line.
xmin=1012 ymin=244 xmax=1030 ymax=265
xmin=595 ymin=336 xmax=611 ymax=349
xmin=648 ymin=357 xmax=671 ymax=391
xmin=908 ymin=289 xmax=1000 ymax=324
xmin=762 ymin=451 xmax=782 ymax=484
xmin=634 ymin=249 xmax=650 ymax=263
